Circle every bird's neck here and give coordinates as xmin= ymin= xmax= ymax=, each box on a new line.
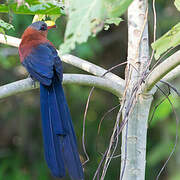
xmin=22 ymin=27 xmax=47 ymax=41
xmin=19 ymin=28 xmax=49 ymax=62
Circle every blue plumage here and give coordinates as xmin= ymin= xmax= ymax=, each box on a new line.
xmin=21 ymin=42 xmax=84 ymax=179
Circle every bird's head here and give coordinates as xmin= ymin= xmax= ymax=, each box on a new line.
xmin=19 ymin=21 xmax=56 ymax=61
xmin=29 ymin=21 xmax=56 ymax=37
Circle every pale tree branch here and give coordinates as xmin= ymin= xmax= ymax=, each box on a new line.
xmin=0 ymin=74 xmax=123 ymax=99
xmin=61 ymin=54 xmax=124 ymax=85
xmin=0 ymin=34 xmax=21 ymax=47
xmin=143 ymin=50 xmax=180 ymax=92
xmin=0 ymin=34 xmax=125 ymax=88
xmin=162 ymin=65 xmax=180 ymax=82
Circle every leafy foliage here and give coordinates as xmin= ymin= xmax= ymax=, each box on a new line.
xmin=0 ymin=0 xmax=63 ymax=15
xmin=174 ymin=0 xmax=180 ymax=11
xmin=104 ymin=0 xmax=133 ymax=18
xmin=60 ymin=0 xmax=133 ymax=54
xmin=104 ymin=17 xmax=123 ymax=30
xmin=0 ymin=19 xmax=15 ymax=40
xmin=0 ymin=0 xmax=132 ymax=54
xmin=0 ymin=28 xmax=5 ymax=35
xmin=152 ymin=23 xmax=180 ymax=59
xmin=0 ymin=19 xmax=15 ymax=31
xmin=32 ymin=14 xmax=59 ymax=24
xmin=151 ymin=0 xmax=180 ymax=59
xmin=60 ymin=0 xmax=105 ymax=54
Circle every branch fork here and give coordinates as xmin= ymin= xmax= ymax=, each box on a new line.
xmin=0 ymin=34 xmax=179 ymax=99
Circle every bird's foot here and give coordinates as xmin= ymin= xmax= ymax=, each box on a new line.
xmin=28 ymin=74 xmax=37 ymax=88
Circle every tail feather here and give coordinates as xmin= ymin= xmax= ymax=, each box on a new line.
xmin=40 ymin=83 xmax=65 ymax=177
xmin=52 ymin=79 xmax=84 ymax=179
xmin=40 ymin=75 xmax=84 ymax=179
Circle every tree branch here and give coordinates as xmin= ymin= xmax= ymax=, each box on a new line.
xmin=0 ymin=74 xmax=123 ymax=99
xmin=143 ymin=50 xmax=180 ymax=92
xmin=0 ymin=34 xmax=125 ymax=88
xmin=162 ymin=65 xmax=180 ymax=82
xmin=0 ymin=34 xmax=21 ymax=47
xmin=120 ymin=1 xmax=151 ymax=179
xmin=61 ymin=54 xmax=124 ymax=85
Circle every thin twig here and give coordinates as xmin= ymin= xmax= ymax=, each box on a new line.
xmin=135 ymin=5 xmax=149 ymax=59
xmin=82 ymin=62 xmax=127 ymax=166
xmin=148 ymin=84 xmax=171 ymax=126
xmin=102 ymin=62 xmax=127 ymax=77
xmin=100 ymin=110 xmax=121 ymax=179
xmin=119 ymin=79 xmax=140 ymax=180
xmin=82 ymin=87 xmax=94 ymax=165
xmin=150 ymin=47 xmax=175 ymax=73
xmin=93 ymin=149 xmax=108 ymax=180
xmin=160 ymin=80 xmax=180 ymax=97
xmin=155 ymin=85 xmax=179 ymax=180
xmin=152 ymin=0 xmax=157 ymax=45
xmin=99 ymin=152 xmax=121 ymax=159
xmin=100 ymin=64 xmax=132 ymax=179
xmin=148 ymin=0 xmax=157 ymax=64
xmin=148 ymin=97 xmax=169 ymax=127
xmin=98 ymin=104 xmax=120 ymax=134
xmin=120 ymin=122 xmax=128 ymax=180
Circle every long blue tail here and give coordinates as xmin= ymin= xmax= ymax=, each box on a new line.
xmin=40 ymin=75 xmax=84 ymax=179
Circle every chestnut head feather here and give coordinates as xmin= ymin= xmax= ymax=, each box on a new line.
xmin=19 ymin=21 xmax=56 ymax=62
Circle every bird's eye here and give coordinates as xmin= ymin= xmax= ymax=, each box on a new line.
xmin=40 ymin=24 xmax=47 ymax=31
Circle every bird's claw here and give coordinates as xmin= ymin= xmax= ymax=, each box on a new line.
xmin=28 ymin=74 xmax=37 ymax=88
xmin=32 ymin=80 xmax=36 ymax=88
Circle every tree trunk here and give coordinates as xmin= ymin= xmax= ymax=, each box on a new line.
xmin=120 ymin=0 xmax=153 ymax=179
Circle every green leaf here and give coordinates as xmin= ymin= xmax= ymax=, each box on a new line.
xmin=0 ymin=27 xmax=6 ymax=35
xmin=0 ymin=1 xmax=62 ymax=15
xmin=0 ymin=28 xmax=7 ymax=42
xmin=0 ymin=19 xmax=14 ymax=40
xmin=49 ymin=15 xmax=60 ymax=22
xmin=60 ymin=0 xmax=104 ymax=54
xmin=104 ymin=0 xmax=133 ymax=18
xmin=29 ymin=3 xmax=50 ymax=12
xmin=105 ymin=17 xmax=123 ymax=25
xmin=104 ymin=24 xmax=110 ymax=31
xmin=0 ymin=19 xmax=15 ymax=31
xmin=32 ymin=14 xmax=60 ymax=23
xmin=104 ymin=17 xmax=123 ymax=30
xmin=174 ymin=0 xmax=180 ymax=11
xmin=152 ymin=22 xmax=180 ymax=60
xmin=60 ymin=0 xmax=132 ymax=54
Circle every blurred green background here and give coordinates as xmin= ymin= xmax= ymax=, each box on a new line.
xmin=0 ymin=1 xmax=180 ymax=180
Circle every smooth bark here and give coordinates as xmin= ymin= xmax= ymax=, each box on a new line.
xmin=120 ymin=0 xmax=153 ymax=179
xmin=0 ymin=74 xmax=122 ymax=99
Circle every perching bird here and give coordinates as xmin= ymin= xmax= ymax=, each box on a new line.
xmin=18 ymin=21 xmax=84 ymax=180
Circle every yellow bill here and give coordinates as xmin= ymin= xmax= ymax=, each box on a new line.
xmin=45 ymin=20 xmax=56 ymax=29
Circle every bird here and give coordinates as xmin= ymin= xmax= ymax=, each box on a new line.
xmin=18 ymin=21 xmax=84 ymax=180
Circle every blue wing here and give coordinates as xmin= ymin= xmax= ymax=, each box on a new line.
xmin=22 ymin=43 xmax=63 ymax=86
